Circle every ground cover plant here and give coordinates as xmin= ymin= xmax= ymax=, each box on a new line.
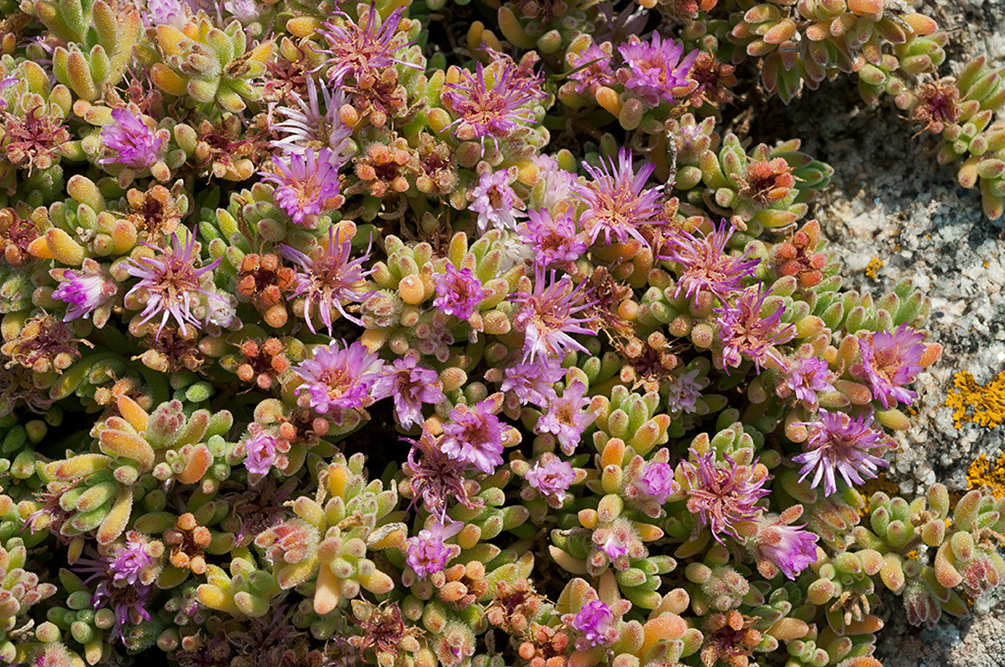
xmin=0 ymin=0 xmax=1003 ymax=665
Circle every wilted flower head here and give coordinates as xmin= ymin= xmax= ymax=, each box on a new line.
xmin=662 ymin=220 xmax=759 ymax=303
xmin=433 ymin=262 xmax=486 ymax=320
xmin=512 ymin=267 xmax=597 ymax=363
xmin=124 ymin=233 xmax=228 ymax=339
xmin=261 ymin=148 xmax=342 ymax=226
xmin=469 ymin=169 xmax=525 ymax=233
xmin=574 ymin=149 xmax=664 ymax=248
xmin=715 ymin=285 xmax=795 ymax=373
xmin=617 ymin=33 xmax=697 ymax=106
xmin=853 ymin=324 xmax=926 ymax=409
xmin=281 ymin=227 xmax=373 ymax=332
xmin=294 ymin=340 xmax=385 ymax=420
xmin=98 ymin=108 xmax=164 ymax=170
xmin=317 ymin=4 xmax=417 ymax=85
xmin=405 ymin=520 xmax=463 ymax=580
xmin=525 ymin=454 xmax=576 ymax=502
xmin=666 ymin=368 xmax=709 ymax=413
xmin=403 ymin=430 xmax=482 ymax=519
xmin=441 ymin=60 xmax=545 ymax=150
xmin=535 ymin=381 xmax=598 ymax=455
xmin=793 ymin=410 xmax=890 ymax=496
xmin=518 ymin=207 xmax=587 ymax=268
xmin=680 ymin=450 xmax=770 ymax=543
xmin=372 ymin=352 xmax=445 ymax=429
xmin=440 ymin=399 xmax=507 ymax=474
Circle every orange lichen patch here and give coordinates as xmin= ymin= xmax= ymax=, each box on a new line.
xmin=864 ymin=258 xmax=883 ymax=279
xmin=946 ymin=370 xmax=1005 ymax=429
xmin=966 ymin=452 xmax=1005 ymax=497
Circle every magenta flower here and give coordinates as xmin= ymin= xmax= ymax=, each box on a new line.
xmin=52 ymin=265 xmax=115 ymax=322
xmin=317 ymin=4 xmax=418 ymax=85
xmin=793 ymin=410 xmax=890 ymax=496
xmin=574 ymin=149 xmax=664 ymax=248
xmin=469 ymin=169 xmax=525 ymax=233
xmin=679 ymin=451 xmax=770 ymax=543
xmin=567 ymin=42 xmax=616 ymax=97
xmin=441 ymin=60 xmax=545 ymax=150
xmin=571 ymin=600 xmax=615 ymax=648
xmin=518 ymin=208 xmax=587 ymax=268
xmin=525 ymin=455 xmax=576 ymax=502
xmin=281 ymin=228 xmax=373 ymax=332
xmin=261 ymin=148 xmax=341 ymax=227
xmin=124 ymin=233 xmax=228 ymax=339
xmin=616 ymin=33 xmax=697 ymax=106
xmin=637 ymin=461 xmax=679 ymax=505
xmin=666 ymin=368 xmax=709 ymax=413
xmin=511 ymin=268 xmax=597 ymax=363
xmin=500 ymin=356 xmax=563 ymax=408
xmin=403 ymin=430 xmax=481 ymax=519
xmin=535 ymin=381 xmax=598 ymax=455
xmin=109 ymin=536 xmax=154 ymax=587
xmin=433 ymin=263 xmax=486 ymax=320
xmin=405 ymin=520 xmax=463 ymax=580
xmin=243 ymin=429 xmax=279 ymax=479
xmin=715 ymin=285 xmax=796 ymax=374
xmin=753 ymin=516 xmax=818 ymax=580
xmin=662 ymin=220 xmax=759 ymax=303
xmin=853 ymin=324 xmax=926 ymax=409
xmin=372 ymin=352 xmax=445 ymax=429
xmin=440 ymin=400 xmax=506 ymax=474
xmin=98 ymin=108 xmax=164 ymax=170
xmin=294 ymin=341 xmax=385 ymax=421
xmin=779 ymin=356 xmax=836 ymax=405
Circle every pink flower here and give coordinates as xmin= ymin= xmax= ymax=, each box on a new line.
xmin=405 ymin=520 xmax=463 ymax=580
xmin=753 ymin=513 xmax=818 ymax=580
xmin=518 ymin=208 xmax=587 ymax=268
xmin=567 ymin=42 xmax=616 ymax=97
xmin=433 ymin=263 xmax=486 ymax=320
xmin=52 ymin=263 xmax=116 ymax=322
xmin=243 ymin=429 xmax=279 ymax=480
xmin=662 ymin=220 xmax=759 ymax=303
xmin=98 ymin=108 xmax=164 ymax=170
xmin=535 ymin=381 xmax=598 ymax=455
xmin=616 ymin=33 xmax=697 ymax=106
xmin=270 ymin=77 xmax=354 ymax=166
xmin=512 ymin=267 xmax=597 ymax=363
xmin=294 ymin=341 xmax=385 ymax=421
xmin=779 ymin=356 xmax=836 ymax=405
xmin=793 ymin=410 xmax=890 ymax=496
xmin=571 ymin=600 xmax=615 ymax=647
xmin=317 ymin=4 xmax=418 ymax=85
xmin=500 ymin=356 xmax=563 ymax=408
xmin=574 ymin=148 xmax=664 ymax=248
xmin=281 ymin=228 xmax=373 ymax=332
xmin=261 ymin=148 xmax=341 ymax=227
xmin=469 ymin=169 xmax=525 ymax=233
xmin=637 ymin=461 xmax=679 ymax=505
xmin=373 ymin=352 xmax=445 ymax=429
xmin=525 ymin=455 xmax=576 ymax=502
xmin=715 ymin=285 xmax=796 ymax=373
xmin=853 ymin=324 xmax=925 ymax=409
xmin=124 ymin=233 xmax=228 ymax=339
xmin=679 ymin=450 xmax=770 ymax=543
xmin=440 ymin=400 xmax=506 ymax=474
xmin=666 ymin=368 xmax=709 ymax=413
xmin=441 ymin=59 xmax=545 ymax=150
